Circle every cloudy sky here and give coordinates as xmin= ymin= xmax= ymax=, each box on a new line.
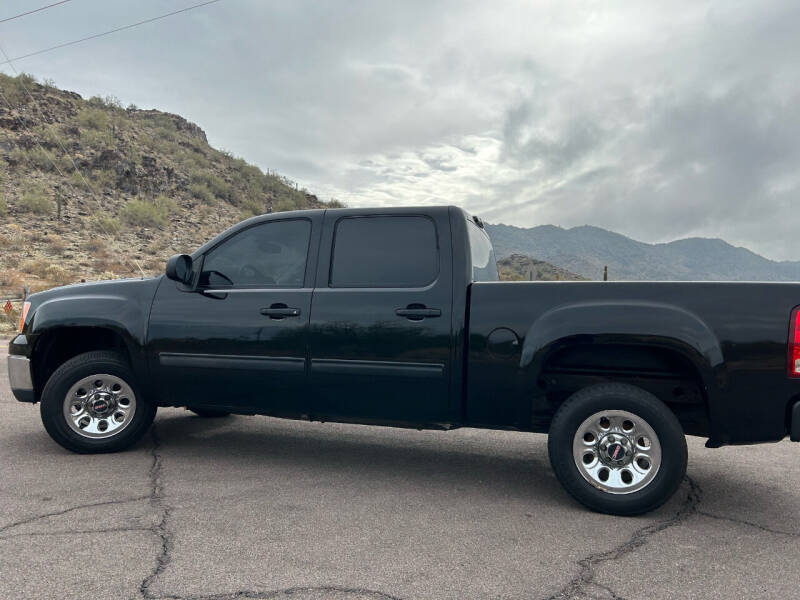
xmin=2 ymin=0 xmax=799 ymax=259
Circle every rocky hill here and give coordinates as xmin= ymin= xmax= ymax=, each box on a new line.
xmin=497 ymin=254 xmax=585 ymax=281
xmin=487 ymin=223 xmax=800 ymax=281
xmin=0 ymin=73 xmax=339 ymax=301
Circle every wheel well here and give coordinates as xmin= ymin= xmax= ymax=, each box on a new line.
xmin=534 ymin=343 xmax=710 ymax=437
xmin=32 ymin=327 xmax=131 ymax=399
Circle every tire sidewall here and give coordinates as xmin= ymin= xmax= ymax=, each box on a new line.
xmin=40 ymin=352 xmax=155 ymax=453
xmin=548 ymin=385 xmax=687 ymax=515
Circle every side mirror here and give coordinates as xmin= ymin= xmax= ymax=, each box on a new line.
xmin=165 ymin=254 xmax=193 ymax=285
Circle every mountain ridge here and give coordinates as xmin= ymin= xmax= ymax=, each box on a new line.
xmin=486 ymin=223 xmax=800 ymax=281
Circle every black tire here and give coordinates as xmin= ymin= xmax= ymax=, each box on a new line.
xmin=548 ymin=383 xmax=687 ymax=516
xmin=187 ymin=407 xmax=231 ymax=418
xmin=40 ymin=351 xmax=156 ymax=454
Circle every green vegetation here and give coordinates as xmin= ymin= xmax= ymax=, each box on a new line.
xmin=78 ymin=107 xmax=110 ymax=130
xmin=0 ymin=72 xmax=36 ymax=105
xmin=273 ymin=198 xmax=298 ymax=212
xmin=19 ymin=185 xmax=52 ymax=214
xmin=121 ymin=196 xmax=176 ymax=228
xmin=189 ymin=183 xmax=215 ymax=204
xmin=95 ymin=215 xmax=121 ymax=235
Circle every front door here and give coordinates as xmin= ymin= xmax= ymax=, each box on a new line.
xmin=308 ymin=210 xmax=454 ymax=424
xmin=147 ymin=215 xmax=320 ymax=415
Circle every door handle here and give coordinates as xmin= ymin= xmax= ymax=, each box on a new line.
xmin=395 ymin=306 xmax=441 ymax=320
xmin=260 ymin=304 xmax=301 ymax=319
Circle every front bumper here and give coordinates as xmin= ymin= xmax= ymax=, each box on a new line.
xmin=8 ymin=355 xmax=35 ymax=403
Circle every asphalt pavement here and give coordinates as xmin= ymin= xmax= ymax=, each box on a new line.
xmin=1 ymin=346 xmax=798 ymax=600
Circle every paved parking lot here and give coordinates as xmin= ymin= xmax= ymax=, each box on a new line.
xmin=1 ymin=347 xmax=798 ymax=600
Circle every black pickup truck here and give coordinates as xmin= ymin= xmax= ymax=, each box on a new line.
xmin=8 ymin=206 xmax=800 ymax=514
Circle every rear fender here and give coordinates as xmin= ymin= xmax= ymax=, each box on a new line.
xmin=520 ymin=301 xmax=724 ymax=434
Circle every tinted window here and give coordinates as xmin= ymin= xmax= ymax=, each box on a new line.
xmin=467 ymin=220 xmax=498 ymax=282
xmin=201 ymin=219 xmax=311 ymax=288
xmin=330 ymin=216 xmax=438 ymax=287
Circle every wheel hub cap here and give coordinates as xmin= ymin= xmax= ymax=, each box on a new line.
xmin=572 ymin=409 xmax=662 ymax=495
xmin=600 ymin=434 xmax=633 ymax=466
xmin=63 ymin=374 xmax=137 ymax=439
xmin=90 ymin=393 xmax=113 ymax=415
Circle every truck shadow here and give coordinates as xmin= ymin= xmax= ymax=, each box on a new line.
xmin=148 ymin=411 xmax=576 ymax=509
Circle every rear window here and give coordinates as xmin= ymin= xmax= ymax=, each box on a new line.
xmin=330 ymin=215 xmax=439 ymax=287
xmin=467 ymin=220 xmax=498 ymax=282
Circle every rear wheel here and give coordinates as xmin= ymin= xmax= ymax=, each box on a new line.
xmin=548 ymin=383 xmax=687 ymax=515
xmin=40 ymin=351 xmax=156 ymax=454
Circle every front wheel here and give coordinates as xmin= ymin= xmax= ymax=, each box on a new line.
xmin=548 ymin=383 xmax=687 ymax=516
xmin=40 ymin=351 xmax=156 ymax=454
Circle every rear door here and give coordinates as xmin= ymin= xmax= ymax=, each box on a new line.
xmin=308 ymin=209 xmax=454 ymax=423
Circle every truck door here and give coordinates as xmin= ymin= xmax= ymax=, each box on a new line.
xmin=308 ymin=209 xmax=454 ymax=423
xmin=147 ymin=214 xmax=321 ymax=415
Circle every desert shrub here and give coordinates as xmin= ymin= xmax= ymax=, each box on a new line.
xmin=190 ymin=183 xmax=215 ymax=204
xmin=78 ymin=107 xmax=110 ymax=130
xmin=272 ymin=198 xmax=298 ymax=212
xmin=91 ymin=169 xmax=116 ymax=190
xmin=0 ymin=196 xmax=6 ymax=216
xmin=240 ymin=196 xmax=263 ymax=217
xmin=22 ymin=258 xmax=51 ymax=279
xmin=120 ymin=196 xmax=175 ymax=228
xmin=47 ymin=235 xmax=67 ymax=252
xmin=19 ymin=187 xmax=52 ymax=214
xmin=0 ymin=267 xmax=24 ymax=288
xmin=9 ymin=146 xmax=58 ymax=171
xmin=87 ymin=95 xmax=122 ymax=109
xmin=45 ymin=263 xmax=74 ymax=285
xmin=327 ymin=199 xmax=346 ymax=208
xmin=153 ymin=125 xmax=177 ymax=141
xmin=85 ymin=237 xmax=107 ymax=255
xmin=79 ymin=126 xmax=113 ymax=149
xmin=0 ymin=73 xmax=35 ymax=104
xmin=189 ymin=170 xmax=236 ymax=203
xmin=95 ymin=215 xmax=120 ymax=235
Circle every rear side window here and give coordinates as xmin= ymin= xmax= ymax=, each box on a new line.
xmin=330 ymin=216 xmax=438 ymax=287
xmin=467 ymin=220 xmax=499 ymax=282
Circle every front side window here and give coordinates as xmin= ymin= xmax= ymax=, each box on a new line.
xmin=200 ymin=219 xmax=311 ymax=288
xmin=467 ymin=220 xmax=498 ymax=282
xmin=330 ymin=215 xmax=439 ymax=287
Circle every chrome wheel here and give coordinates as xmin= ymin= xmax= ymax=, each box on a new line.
xmin=62 ymin=374 xmax=137 ymax=439
xmin=572 ymin=409 xmax=661 ymax=494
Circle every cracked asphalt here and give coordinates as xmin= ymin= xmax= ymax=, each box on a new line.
xmin=1 ymin=348 xmax=799 ymax=600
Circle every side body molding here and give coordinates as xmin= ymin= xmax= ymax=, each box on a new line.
xmin=520 ymin=300 xmax=724 ymax=393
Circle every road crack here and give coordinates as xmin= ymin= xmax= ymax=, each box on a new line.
xmin=0 ymin=495 xmax=150 ymax=537
xmin=140 ymin=424 xmax=175 ymax=600
xmin=696 ymin=510 xmax=800 ymax=538
xmin=161 ymin=585 xmax=407 ymax=599
xmin=544 ymin=476 xmax=702 ymax=600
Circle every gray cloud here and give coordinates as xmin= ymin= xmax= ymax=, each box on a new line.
xmin=2 ymin=0 xmax=800 ymax=258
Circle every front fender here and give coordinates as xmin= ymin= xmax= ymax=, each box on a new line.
xmin=31 ymin=294 xmax=146 ymax=342
xmin=24 ymin=278 xmax=161 ymax=388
